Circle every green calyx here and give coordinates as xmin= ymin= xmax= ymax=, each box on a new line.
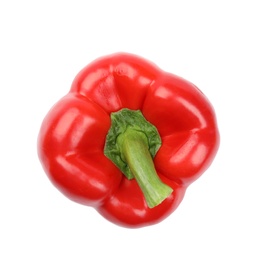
xmin=104 ymin=108 xmax=173 ymax=208
xmin=104 ymin=108 xmax=161 ymax=179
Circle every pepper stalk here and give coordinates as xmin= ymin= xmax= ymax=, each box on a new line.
xmin=104 ymin=108 xmax=173 ymax=208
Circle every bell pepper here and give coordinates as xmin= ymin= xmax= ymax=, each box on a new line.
xmin=38 ymin=53 xmax=219 ymax=228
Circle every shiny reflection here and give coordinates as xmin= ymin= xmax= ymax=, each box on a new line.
xmin=115 ymin=63 xmax=154 ymax=89
xmin=191 ymin=143 xmax=208 ymax=167
xmin=81 ymin=68 xmax=109 ymax=91
xmin=154 ymin=85 xmax=173 ymax=99
xmin=115 ymin=63 xmax=138 ymax=79
xmin=69 ymin=115 xmax=95 ymax=148
xmin=56 ymin=155 xmax=107 ymax=193
xmin=110 ymin=197 xmax=147 ymax=218
xmin=53 ymin=108 xmax=95 ymax=148
xmin=176 ymin=97 xmax=207 ymax=128
xmin=138 ymin=75 xmax=153 ymax=86
xmin=54 ymin=108 xmax=79 ymax=142
xmin=170 ymin=132 xmax=198 ymax=164
xmin=169 ymin=131 xmax=208 ymax=168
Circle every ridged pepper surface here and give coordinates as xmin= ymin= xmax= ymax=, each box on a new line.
xmin=38 ymin=53 xmax=219 ymax=228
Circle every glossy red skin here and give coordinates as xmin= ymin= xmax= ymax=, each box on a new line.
xmin=38 ymin=53 xmax=219 ymax=228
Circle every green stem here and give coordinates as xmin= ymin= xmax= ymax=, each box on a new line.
xmin=104 ymin=108 xmax=173 ymax=208
xmin=117 ymin=128 xmax=173 ymax=208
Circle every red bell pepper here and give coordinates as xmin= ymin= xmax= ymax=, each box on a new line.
xmin=38 ymin=53 xmax=219 ymax=228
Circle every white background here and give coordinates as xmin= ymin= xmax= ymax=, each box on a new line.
xmin=1 ymin=0 xmax=259 ymax=259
